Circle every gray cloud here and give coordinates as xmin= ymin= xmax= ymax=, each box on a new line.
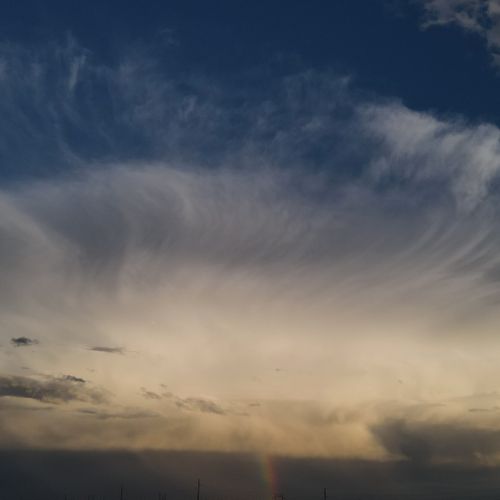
xmin=175 ymin=397 xmax=227 ymax=415
xmin=4 ymin=154 xmax=500 ymax=332
xmin=10 ymin=337 xmax=38 ymax=347
xmin=160 ymin=390 xmax=228 ymax=415
xmin=141 ymin=388 xmax=161 ymax=400
xmin=87 ymin=347 xmax=125 ymax=354
xmin=0 ymin=375 xmax=106 ymax=404
xmin=372 ymin=418 xmax=500 ymax=464
xmin=61 ymin=375 xmax=86 ymax=383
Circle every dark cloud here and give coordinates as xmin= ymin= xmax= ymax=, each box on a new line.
xmin=0 ymin=375 xmax=106 ymax=404
xmin=10 ymin=337 xmax=38 ymax=347
xmin=62 ymin=375 xmax=86 ymax=383
xmin=372 ymin=418 xmax=500 ymax=464
xmin=88 ymin=346 xmax=124 ymax=354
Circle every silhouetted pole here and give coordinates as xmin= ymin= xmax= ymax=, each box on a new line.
xmin=197 ymin=479 xmax=200 ymax=500
xmin=324 ymin=487 xmax=327 ymax=500
xmin=119 ymin=486 xmax=123 ymax=500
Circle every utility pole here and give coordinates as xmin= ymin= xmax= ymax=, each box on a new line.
xmin=196 ymin=479 xmax=200 ymax=500
xmin=120 ymin=486 xmax=123 ymax=500
xmin=324 ymin=487 xmax=327 ymax=500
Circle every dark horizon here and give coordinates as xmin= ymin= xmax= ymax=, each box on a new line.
xmin=4 ymin=450 xmax=500 ymax=499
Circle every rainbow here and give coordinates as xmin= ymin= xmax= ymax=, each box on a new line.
xmin=259 ymin=454 xmax=280 ymax=499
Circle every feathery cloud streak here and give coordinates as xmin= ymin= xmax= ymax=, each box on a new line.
xmin=420 ymin=0 xmax=500 ymax=65
xmin=1 ymin=39 xmax=500 ymax=459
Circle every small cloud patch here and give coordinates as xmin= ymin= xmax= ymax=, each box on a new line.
xmin=0 ymin=374 xmax=106 ymax=404
xmin=175 ymin=397 xmax=226 ymax=415
xmin=11 ymin=337 xmax=39 ymax=347
xmin=88 ymin=346 xmax=124 ymax=354
xmin=62 ymin=375 xmax=86 ymax=383
xmin=141 ymin=388 xmax=161 ymax=400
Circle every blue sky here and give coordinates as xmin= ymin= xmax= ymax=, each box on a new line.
xmin=1 ymin=1 xmax=498 ymax=122
xmin=1 ymin=0 xmax=499 ymax=182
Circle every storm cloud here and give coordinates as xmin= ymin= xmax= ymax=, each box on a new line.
xmin=372 ymin=418 xmax=500 ymax=464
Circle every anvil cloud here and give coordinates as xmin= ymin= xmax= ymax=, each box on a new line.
xmin=1 ymin=39 xmax=500 ymax=463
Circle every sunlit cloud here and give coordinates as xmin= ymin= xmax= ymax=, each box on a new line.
xmin=1 ymin=38 xmax=500 ymax=462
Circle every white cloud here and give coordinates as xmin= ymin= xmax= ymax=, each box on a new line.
xmin=360 ymin=102 xmax=500 ymax=209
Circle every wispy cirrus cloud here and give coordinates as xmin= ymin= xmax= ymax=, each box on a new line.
xmin=419 ymin=0 xmax=500 ymax=65
xmin=1 ymin=37 xmax=500 ymax=458
xmin=360 ymin=101 xmax=500 ymax=209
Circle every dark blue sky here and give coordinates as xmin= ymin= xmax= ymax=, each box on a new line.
xmin=1 ymin=0 xmax=498 ymax=124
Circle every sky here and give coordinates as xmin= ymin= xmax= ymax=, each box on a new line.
xmin=3 ymin=0 xmax=500 ymax=498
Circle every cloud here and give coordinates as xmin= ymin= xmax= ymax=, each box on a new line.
xmin=359 ymin=102 xmax=500 ymax=209
xmin=141 ymin=388 xmax=161 ymax=400
xmin=420 ymin=0 xmax=487 ymax=31
xmin=76 ymin=407 xmax=158 ymax=420
xmin=159 ymin=390 xmax=230 ymax=416
xmin=10 ymin=337 xmax=38 ymax=347
xmin=62 ymin=375 xmax=86 ymax=383
xmin=1 ymin=38 xmax=500 ymax=456
xmin=419 ymin=0 xmax=500 ymax=65
xmin=175 ymin=397 xmax=227 ymax=416
xmin=0 ymin=118 xmax=500 ymax=452
xmin=0 ymin=375 xmax=106 ymax=404
xmin=0 ymin=38 xmax=354 ymax=177
xmin=87 ymin=347 xmax=125 ymax=354
xmin=372 ymin=417 xmax=500 ymax=464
